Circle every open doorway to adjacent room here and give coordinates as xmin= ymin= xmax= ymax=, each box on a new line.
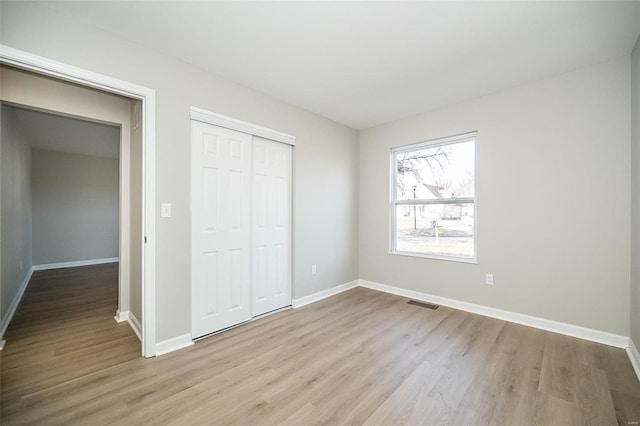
xmin=0 ymin=63 xmax=147 ymax=357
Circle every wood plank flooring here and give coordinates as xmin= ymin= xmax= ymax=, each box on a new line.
xmin=1 ymin=264 xmax=639 ymax=425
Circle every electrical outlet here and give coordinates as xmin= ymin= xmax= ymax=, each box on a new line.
xmin=486 ymin=273 xmax=494 ymax=285
xmin=311 ymin=265 xmax=317 ymax=275
xmin=20 ymin=261 xmax=23 ymax=271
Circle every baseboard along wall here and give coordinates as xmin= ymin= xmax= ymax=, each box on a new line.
xmin=628 ymin=339 xmax=640 ymax=382
xmin=113 ymin=309 xmax=142 ymax=342
xmin=358 ymin=279 xmax=629 ymax=349
xmin=33 ymin=257 xmax=119 ymax=271
xmin=128 ymin=312 xmax=142 ymax=342
xmin=114 ymin=309 xmax=130 ymax=323
xmin=0 ymin=266 xmax=34 ymax=343
xmin=2 ymin=259 xmax=638 ymax=383
xmin=291 ymin=280 xmax=359 ymax=308
xmin=155 ymin=334 xmax=194 ymax=357
xmin=292 ymin=278 xmax=639 ymax=382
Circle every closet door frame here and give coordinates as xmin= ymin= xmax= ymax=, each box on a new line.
xmin=190 ymin=107 xmax=296 ymax=146
xmin=190 ymin=107 xmax=295 ymax=339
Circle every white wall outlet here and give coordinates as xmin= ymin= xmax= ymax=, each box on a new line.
xmin=311 ymin=265 xmax=317 ymax=275
xmin=486 ymin=273 xmax=494 ymax=285
xmin=20 ymin=261 xmax=23 ymax=271
xmin=161 ymin=203 xmax=172 ymax=218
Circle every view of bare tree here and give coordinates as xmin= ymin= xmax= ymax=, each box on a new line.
xmin=396 ymin=146 xmax=450 ymax=197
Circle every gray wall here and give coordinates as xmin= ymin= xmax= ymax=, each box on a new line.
xmin=631 ymin=36 xmax=640 ymax=349
xmin=360 ymin=57 xmax=631 ymax=336
xmin=1 ymin=104 xmax=33 ymax=326
xmin=0 ymin=2 xmax=360 ymax=342
xmin=31 ymin=149 xmax=119 ymax=265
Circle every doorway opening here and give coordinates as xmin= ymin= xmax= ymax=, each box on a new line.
xmin=0 ymin=101 xmax=138 ymax=355
xmin=0 ymin=46 xmax=156 ymax=357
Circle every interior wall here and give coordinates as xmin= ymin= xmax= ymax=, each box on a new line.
xmin=0 ymin=2 xmax=360 ymax=342
xmin=0 ymin=64 xmax=134 ymax=318
xmin=631 ymin=36 xmax=640 ymax=349
xmin=31 ymin=149 xmax=119 ymax=265
xmin=360 ymin=57 xmax=631 ymax=336
xmin=0 ymin=104 xmax=33 ymax=327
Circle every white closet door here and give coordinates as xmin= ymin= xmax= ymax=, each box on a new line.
xmin=191 ymin=120 xmax=252 ymax=339
xmin=252 ymin=137 xmax=292 ymax=316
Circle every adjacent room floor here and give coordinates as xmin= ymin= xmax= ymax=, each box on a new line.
xmin=1 ymin=264 xmax=639 ymax=425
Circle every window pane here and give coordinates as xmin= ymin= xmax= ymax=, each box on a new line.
xmin=395 ymin=203 xmax=474 ymax=258
xmin=395 ymin=140 xmax=475 ymax=201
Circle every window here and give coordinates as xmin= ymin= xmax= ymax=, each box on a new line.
xmin=390 ymin=132 xmax=476 ymax=261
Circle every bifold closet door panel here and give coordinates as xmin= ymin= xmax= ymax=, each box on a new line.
xmin=191 ymin=120 xmax=252 ymax=339
xmin=252 ymin=137 xmax=292 ymax=316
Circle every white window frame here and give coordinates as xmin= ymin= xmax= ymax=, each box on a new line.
xmin=389 ymin=131 xmax=478 ymax=263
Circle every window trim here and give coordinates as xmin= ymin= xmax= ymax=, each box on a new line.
xmin=389 ymin=131 xmax=478 ymax=263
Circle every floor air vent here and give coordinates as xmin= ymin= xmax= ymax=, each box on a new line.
xmin=408 ymin=300 xmax=439 ymax=310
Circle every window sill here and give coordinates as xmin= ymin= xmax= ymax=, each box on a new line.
xmin=388 ymin=250 xmax=478 ymax=264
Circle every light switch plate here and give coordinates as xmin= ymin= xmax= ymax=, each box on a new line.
xmin=161 ymin=203 xmax=172 ymax=218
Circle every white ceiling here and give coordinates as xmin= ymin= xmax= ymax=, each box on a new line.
xmin=41 ymin=1 xmax=640 ymax=130
xmin=8 ymin=105 xmax=120 ymax=158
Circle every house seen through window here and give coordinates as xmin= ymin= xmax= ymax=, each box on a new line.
xmin=390 ymin=132 xmax=476 ymax=261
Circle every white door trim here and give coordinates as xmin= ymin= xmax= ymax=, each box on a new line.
xmin=190 ymin=106 xmax=296 ymax=146
xmin=0 ymin=45 xmax=157 ymax=357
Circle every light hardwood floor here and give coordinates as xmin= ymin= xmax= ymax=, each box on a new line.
xmin=1 ymin=264 xmax=639 ymax=425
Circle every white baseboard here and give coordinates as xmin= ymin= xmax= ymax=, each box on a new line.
xmin=359 ymin=279 xmax=629 ymax=349
xmin=128 ymin=312 xmax=142 ymax=342
xmin=155 ymin=333 xmax=193 ymax=356
xmin=0 ymin=266 xmax=34 ymax=341
xmin=168 ymin=280 xmax=358 ymax=356
xmin=33 ymin=257 xmax=119 ymax=271
xmin=114 ymin=309 xmax=129 ymax=323
xmin=292 ymin=280 xmax=360 ymax=308
xmin=627 ymin=338 xmax=640 ymax=383
xmin=114 ymin=309 xmax=141 ymax=341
